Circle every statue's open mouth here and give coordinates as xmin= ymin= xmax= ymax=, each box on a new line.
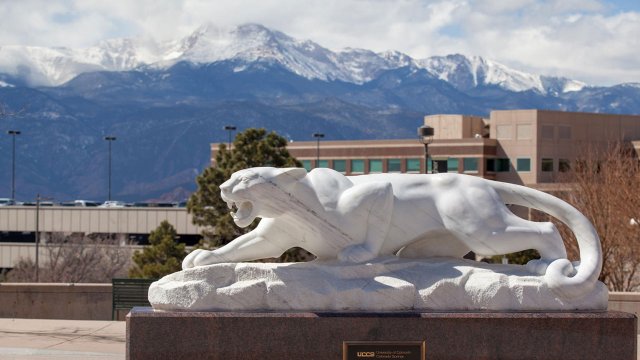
xmin=227 ymin=200 xmax=254 ymax=226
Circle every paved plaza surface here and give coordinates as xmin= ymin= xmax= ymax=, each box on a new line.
xmin=0 ymin=318 xmax=125 ymax=360
xmin=0 ymin=317 xmax=637 ymax=359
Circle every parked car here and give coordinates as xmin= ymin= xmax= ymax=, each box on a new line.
xmin=99 ymin=201 xmax=126 ymax=208
xmin=153 ymin=202 xmax=175 ymax=208
xmin=0 ymin=198 xmax=15 ymax=206
xmin=74 ymin=200 xmax=100 ymax=207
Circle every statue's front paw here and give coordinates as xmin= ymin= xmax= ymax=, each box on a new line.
xmin=338 ymin=244 xmax=377 ymax=263
xmin=182 ymin=249 xmax=228 ymax=269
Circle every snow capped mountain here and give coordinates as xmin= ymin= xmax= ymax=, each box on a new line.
xmin=0 ymin=23 xmax=587 ymax=94
xmin=159 ymin=23 xmax=413 ymax=84
xmin=418 ymin=54 xmax=586 ymax=94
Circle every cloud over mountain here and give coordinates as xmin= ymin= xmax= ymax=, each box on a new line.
xmin=0 ymin=24 xmax=638 ymax=202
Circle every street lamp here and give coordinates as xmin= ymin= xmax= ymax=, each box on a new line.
xmin=7 ymin=130 xmax=20 ymax=200
xmin=417 ymin=126 xmax=434 ymax=173
xmin=224 ymin=125 xmax=237 ymax=150
xmin=104 ymin=136 xmax=116 ymax=201
xmin=312 ymin=133 xmax=325 ymax=168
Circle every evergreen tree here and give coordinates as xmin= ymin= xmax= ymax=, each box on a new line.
xmin=129 ymin=221 xmax=187 ymax=279
xmin=187 ymin=128 xmax=302 ymax=249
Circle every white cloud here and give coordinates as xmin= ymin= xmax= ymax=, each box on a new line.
xmin=0 ymin=0 xmax=638 ymax=85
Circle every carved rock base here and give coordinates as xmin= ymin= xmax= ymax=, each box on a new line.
xmin=149 ymin=257 xmax=608 ymax=311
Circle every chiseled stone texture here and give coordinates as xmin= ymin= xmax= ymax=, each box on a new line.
xmin=149 ymin=257 xmax=608 ymax=312
xmin=127 ymin=308 xmax=637 ymax=360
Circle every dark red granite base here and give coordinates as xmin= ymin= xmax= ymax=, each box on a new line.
xmin=127 ymin=307 xmax=636 ymax=360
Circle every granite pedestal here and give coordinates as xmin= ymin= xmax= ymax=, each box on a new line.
xmin=127 ymin=308 xmax=636 ymax=360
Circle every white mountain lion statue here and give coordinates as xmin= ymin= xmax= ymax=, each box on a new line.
xmin=182 ymin=167 xmax=602 ymax=299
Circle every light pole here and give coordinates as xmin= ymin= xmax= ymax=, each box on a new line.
xmin=417 ymin=126 xmax=434 ymax=173
xmin=224 ymin=125 xmax=237 ymax=150
xmin=7 ymin=130 xmax=20 ymax=200
xmin=104 ymin=136 xmax=116 ymax=201
xmin=312 ymin=133 xmax=324 ymax=168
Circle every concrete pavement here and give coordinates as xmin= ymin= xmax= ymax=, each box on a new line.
xmin=0 ymin=318 xmax=125 ymax=360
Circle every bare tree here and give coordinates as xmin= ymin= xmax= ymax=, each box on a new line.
xmin=7 ymin=233 xmax=133 ymax=283
xmin=553 ymin=143 xmax=640 ymax=291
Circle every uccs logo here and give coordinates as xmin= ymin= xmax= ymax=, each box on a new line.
xmin=357 ymin=352 xmax=375 ymax=358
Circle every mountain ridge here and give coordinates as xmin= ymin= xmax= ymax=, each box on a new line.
xmin=0 ymin=23 xmax=586 ymax=95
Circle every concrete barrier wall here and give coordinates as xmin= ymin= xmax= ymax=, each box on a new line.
xmin=0 ymin=283 xmax=112 ymax=320
xmin=608 ymin=291 xmax=640 ymax=333
xmin=0 ymin=284 xmax=639 ymax=324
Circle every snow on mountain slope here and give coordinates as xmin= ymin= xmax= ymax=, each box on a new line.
xmin=417 ymin=54 xmax=586 ymax=94
xmin=0 ymin=38 xmax=155 ymax=86
xmin=171 ymin=24 xmax=413 ymax=84
xmin=0 ymin=23 xmax=587 ymax=94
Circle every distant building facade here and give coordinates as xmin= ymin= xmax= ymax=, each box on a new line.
xmin=210 ymin=109 xmax=640 ymax=188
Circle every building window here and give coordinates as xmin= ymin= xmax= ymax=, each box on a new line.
xmin=496 ymin=158 xmax=510 ymax=172
xmin=369 ymin=159 xmax=383 ymax=173
xmin=541 ymin=125 xmax=554 ymax=140
xmin=333 ymin=160 xmax=346 ymax=173
xmin=302 ymin=160 xmax=312 ymax=171
xmin=558 ymin=125 xmax=571 ymax=139
xmin=496 ymin=125 xmax=512 ymax=139
xmin=517 ymin=124 xmax=532 ymax=140
xmin=406 ymin=158 xmax=421 ymax=173
xmin=517 ymin=158 xmax=531 ymax=172
xmin=486 ymin=159 xmax=495 ymax=172
xmin=351 ymin=159 xmax=365 ymax=173
xmin=541 ymin=158 xmax=554 ymax=172
xmin=387 ymin=159 xmax=401 ymax=173
xmin=427 ymin=159 xmax=432 ymax=172
xmin=559 ymin=159 xmax=571 ymax=172
xmin=463 ymin=158 xmax=478 ymax=172
xmin=318 ymin=160 xmax=329 ymax=168
xmin=447 ymin=158 xmax=459 ymax=172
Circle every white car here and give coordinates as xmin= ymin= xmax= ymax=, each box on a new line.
xmin=99 ymin=200 xmax=126 ymax=208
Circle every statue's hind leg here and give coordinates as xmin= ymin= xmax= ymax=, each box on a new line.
xmin=468 ymin=212 xmax=567 ymax=274
xmin=484 ymin=214 xmax=572 ymax=275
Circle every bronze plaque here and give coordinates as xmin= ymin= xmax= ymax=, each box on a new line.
xmin=343 ymin=341 xmax=425 ymax=360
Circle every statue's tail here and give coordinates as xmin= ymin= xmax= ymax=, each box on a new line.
xmin=489 ymin=180 xmax=602 ymax=298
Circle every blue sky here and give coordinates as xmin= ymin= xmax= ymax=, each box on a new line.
xmin=0 ymin=0 xmax=638 ymax=85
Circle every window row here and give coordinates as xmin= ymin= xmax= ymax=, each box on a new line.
xmin=541 ymin=158 xmax=571 ymax=172
xmin=302 ymin=158 xmax=422 ymax=173
xmin=302 ymin=157 xmax=560 ymax=174
xmin=496 ymin=124 xmax=572 ymax=141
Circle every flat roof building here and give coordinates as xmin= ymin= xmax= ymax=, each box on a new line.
xmin=210 ymin=109 xmax=640 ymax=188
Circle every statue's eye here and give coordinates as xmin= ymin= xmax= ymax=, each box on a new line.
xmin=241 ymin=177 xmax=250 ymax=183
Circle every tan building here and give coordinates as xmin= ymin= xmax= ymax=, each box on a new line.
xmin=210 ymin=109 xmax=640 ymax=187
xmin=490 ymin=110 xmax=640 ymax=185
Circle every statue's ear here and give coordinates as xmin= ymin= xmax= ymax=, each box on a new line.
xmin=277 ymin=167 xmax=307 ymax=181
